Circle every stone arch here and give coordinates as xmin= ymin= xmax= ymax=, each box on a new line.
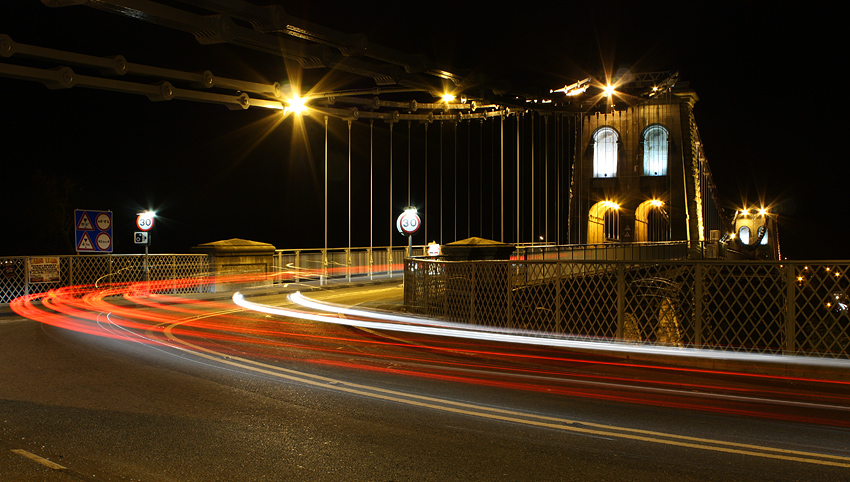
xmin=588 ymin=201 xmax=620 ymax=244
xmin=634 ymin=200 xmax=669 ymax=242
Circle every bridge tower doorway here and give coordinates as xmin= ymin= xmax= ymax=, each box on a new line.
xmin=588 ymin=201 xmax=621 ymax=244
xmin=635 ymin=200 xmax=670 ymax=242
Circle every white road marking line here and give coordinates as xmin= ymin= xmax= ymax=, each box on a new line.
xmin=159 ymin=315 xmax=850 ymax=468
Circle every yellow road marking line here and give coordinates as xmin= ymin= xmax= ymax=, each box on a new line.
xmin=11 ymin=449 xmax=66 ymax=470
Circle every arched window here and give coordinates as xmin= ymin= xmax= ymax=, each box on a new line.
xmin=642 ymin=125 xmax=668 ymax=176
xmin=738 ymin=225 xmax=750 ymax=245
xmin=593 ymin=127 xmax=618 ymax=178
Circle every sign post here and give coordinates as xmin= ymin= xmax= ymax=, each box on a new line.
xmin=396 ymin=207 xmax=421 ymax=258
xmin=136 ymin=211 xmax=155 ymax=283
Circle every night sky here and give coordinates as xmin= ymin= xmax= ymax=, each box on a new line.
xmin=0 ymin=1 xmax=840 ymax=259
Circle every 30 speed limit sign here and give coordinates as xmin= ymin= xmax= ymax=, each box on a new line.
xmin=136 ymin=213 xmax=154 ymax=231
xmin=396 ymin=211 xmax=421 ymax=235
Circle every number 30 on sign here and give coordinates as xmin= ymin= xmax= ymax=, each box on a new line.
xmin=136 ymin=212 xmax=155 ymax=231
xmin=396 ymin=211 xmax=420 ymax=235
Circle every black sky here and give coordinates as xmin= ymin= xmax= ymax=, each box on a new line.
xmin=0 ymin=1 xmax=842 ymax=259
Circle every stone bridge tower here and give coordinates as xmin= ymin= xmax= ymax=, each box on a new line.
xmin=567 ymin=78 xmax=731 ymax=256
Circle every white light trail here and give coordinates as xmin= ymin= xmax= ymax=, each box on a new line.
xmin=232 ymin=292 xmax=850 ymax=372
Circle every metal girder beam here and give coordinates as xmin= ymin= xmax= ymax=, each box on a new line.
xmin=308 ymin=104 xmax=514 ymax=124
xmin=1 ymin=35 xmax=511 ymax=119
xmin=45 ymin=0 xmax=325 ymax=67
xmin=1 ymin=34 xmax=282 ymax=100
xmin=178 ymin=0 xmax=460 ymax=82
xmin=40 ymin=0 xmax=450 ymax=90
xmin=0 ymin=62 xmax=256 ymax=109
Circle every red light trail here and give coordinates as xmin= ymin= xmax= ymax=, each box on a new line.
xmin=10 ymin=273 xmax=850 ymax=430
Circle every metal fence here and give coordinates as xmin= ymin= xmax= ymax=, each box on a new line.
xmin=1 ymin=254 xmax=211 ymax=303
xmin=511 ymin=240 xmax=752 ymax=261
xmin=269 ymin=241 xmax=743 ymax=285
xmin=273 ymin=246 xmax=414 ymax=283
xmin=404 ymin=259 xmax=850 ymax=359
xmin=2 ymin=246 xmax=414 ymax=303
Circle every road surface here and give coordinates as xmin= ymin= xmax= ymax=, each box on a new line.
xmin=1 ymin=280 xmax=848 ymax=481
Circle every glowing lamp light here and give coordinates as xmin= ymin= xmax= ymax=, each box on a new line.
xmin=285 ymin=95 xmax=307 ymax=115
xmin=137 ymin=210 xmax=156 ymax=222
xmin=758 ymin=208 xmax=769 ymax=216
xmin=441 ymin=93 xmax=456 ymax=103
xmin=602 ymin=200 xmax=620 ymax=210
xmin=650 ymin=199 xmax=664 ymax=207
xmin=603 ymin=84 xmax=616 ymax=97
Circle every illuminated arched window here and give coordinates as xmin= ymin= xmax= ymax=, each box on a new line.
xmin=593 ymin=127 xmax=618 ymax=178
xmin=738 ymin=226 xmax=750 ymax=245
xmin=642 ymin=125 xmax=668 ymax=176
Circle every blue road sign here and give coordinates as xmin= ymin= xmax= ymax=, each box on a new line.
xmin=74 ymin=209 xmax=113 ymax=253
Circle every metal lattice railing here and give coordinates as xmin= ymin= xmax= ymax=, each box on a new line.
xmin=404 ymin=259 xmax=850 ymax=359
xmin=273 ymin=246 xmax=413 ymax=283
xmin=1 ymin=254 xmax=211 ymax=303
xmin=270 ymin=240 xmax=742 ymax=287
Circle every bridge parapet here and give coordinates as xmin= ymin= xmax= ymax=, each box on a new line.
xmin=404 ymin=258 xmax=850 ymax=359
xmin=192 ymin=238 xmax=275 ymax=292
xmin=0 ymin=253 xmax=210 ymax=303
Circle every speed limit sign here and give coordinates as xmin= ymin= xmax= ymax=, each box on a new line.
xmin=136 ymin=212 xmax=155 ymax=231
xmin=396 ymin=211 xmax=421 ymax=235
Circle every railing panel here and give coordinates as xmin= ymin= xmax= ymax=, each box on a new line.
xmin=405 ymin=259 xmax=850 ymax=359
xmin=1 ymin=257 xmax=30 ymax=301
xmin=274 ymin=246 xmax=409 ymax=281
xmin=700 ymin=264 xmax=786 ymax=354
xmin=2 ymin=254 xmax=210 ymax=303
xmin=792 ymin=263 xmax=850 ymax=356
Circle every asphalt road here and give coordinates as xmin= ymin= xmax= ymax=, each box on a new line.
xmin=1 ymin=282 xmax=849 ymax=481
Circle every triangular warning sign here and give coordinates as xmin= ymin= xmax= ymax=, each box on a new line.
xmin=77 ymin=232 xmax=95 ymax=251
xmin=77 ymin=212 xmax=94 ymax=231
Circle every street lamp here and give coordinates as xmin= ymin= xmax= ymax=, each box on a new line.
xmin=284 ymin=95 xmax=307 ymax=115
